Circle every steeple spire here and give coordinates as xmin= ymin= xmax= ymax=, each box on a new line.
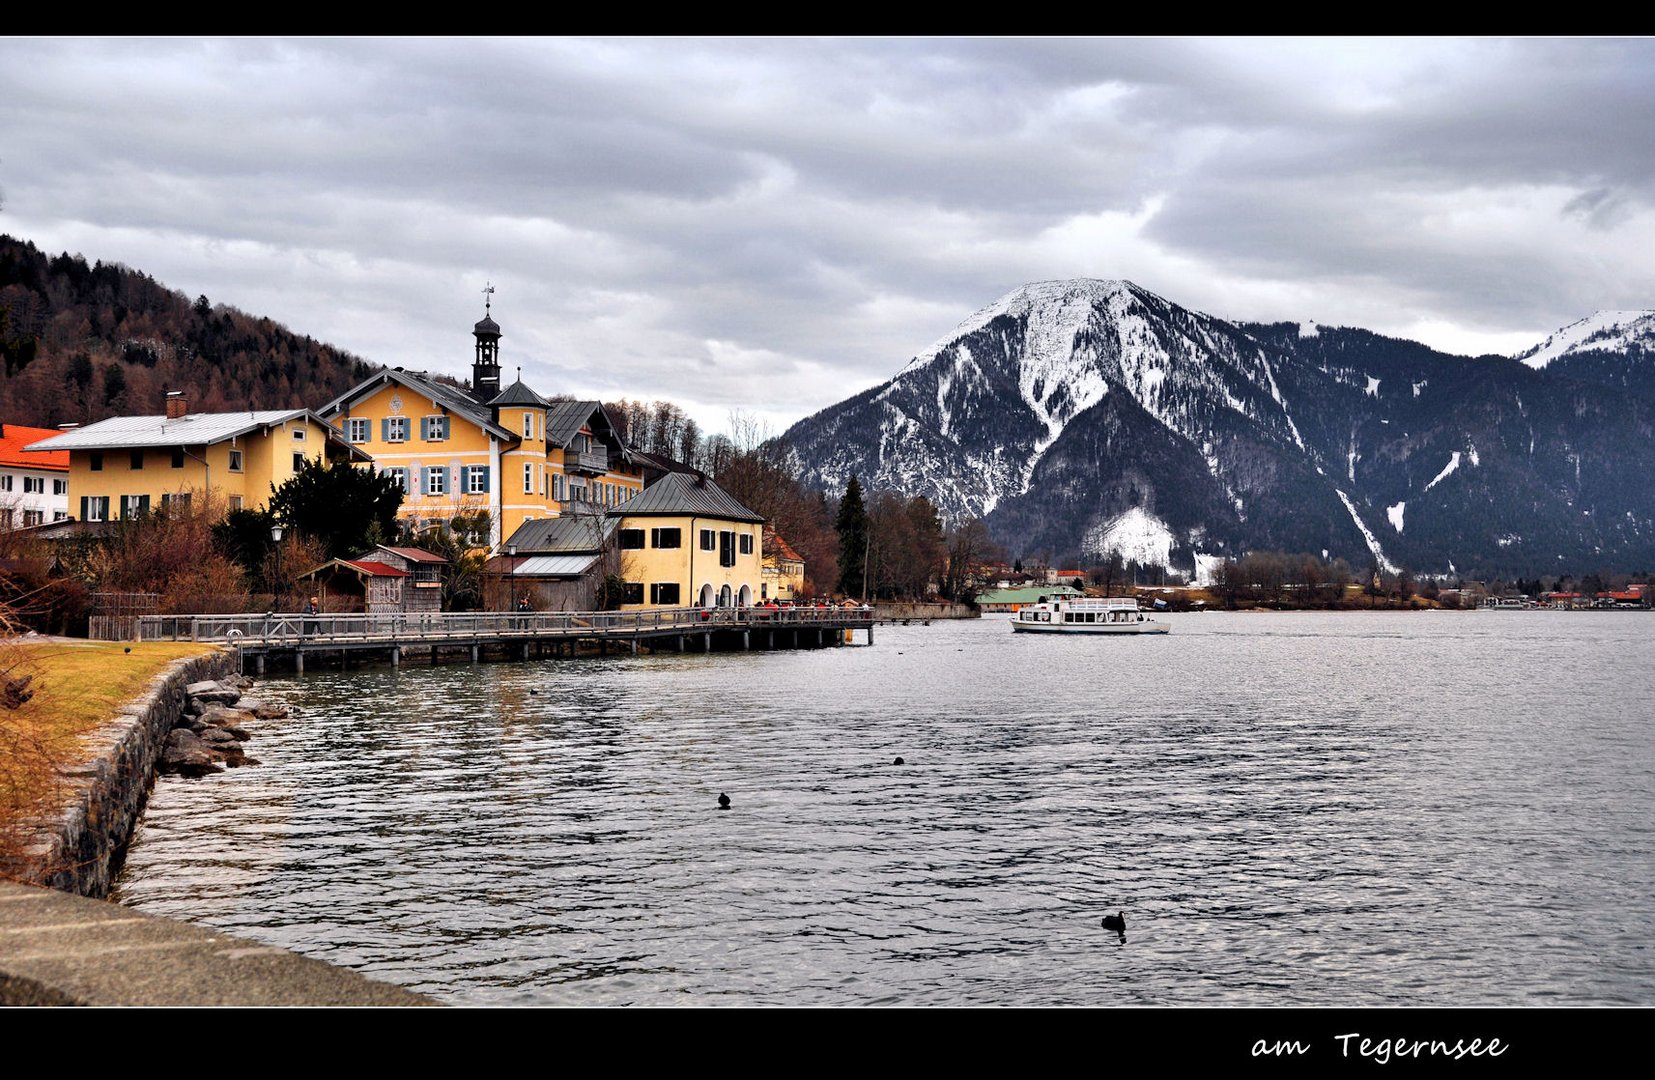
xmin=472 ymin=285 xmax=502 ymax=402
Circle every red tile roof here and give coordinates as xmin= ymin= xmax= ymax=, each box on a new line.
xmin=763 ymin=532 xmax=804 ymax=563
xmin=340 ymin=560 xmax=408 ymax=578
xmin=1 ymin=424 xmax=69 ymax=471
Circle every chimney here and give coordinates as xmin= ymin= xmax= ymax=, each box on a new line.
xmin=165 ymin=391 xmax=187 ymax=420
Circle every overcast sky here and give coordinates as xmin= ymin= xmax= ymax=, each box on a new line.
xmin=4 ymin=37 xmax=1653 ymax=434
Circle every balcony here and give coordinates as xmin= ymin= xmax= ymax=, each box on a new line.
xmin=564 ymin=446 xmax=609 ymax=475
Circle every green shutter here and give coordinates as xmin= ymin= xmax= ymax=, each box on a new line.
xmin=79 ymin=496 xmax=88 ymax=521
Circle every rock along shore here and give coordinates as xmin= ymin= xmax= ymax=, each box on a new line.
xmin=0 ymin=650 xmax=434 ymax=1006
xmin=3 ymin=651 xmax=234 ymax=898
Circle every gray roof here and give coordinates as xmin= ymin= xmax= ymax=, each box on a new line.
xmin=543 ymin=400 xmax=602 ymax=447
xmin=22 ymin=409 xmax=365 ymax=456
xmin=488 ymin=379 xmax=550 ymax=408
xmin=608 ymin=471 xmax=764 ymax=523
xmin=317 ymin=367 xmax=514 ymax=441
xmin=514 ymin=554 xmax=599 ymax=577
xmin=543 ymin=400 xmax=632 ymax=466
xmin=474 ymin=314 xmax=500 ymax=335
xmin=503 ymin=515 xmax=616 ymax=554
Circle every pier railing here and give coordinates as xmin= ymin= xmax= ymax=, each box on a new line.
xmin=136 ymin=605 xmax=874 ymax=644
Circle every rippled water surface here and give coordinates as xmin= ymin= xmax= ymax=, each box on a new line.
xmin=114 ymin=612 xmax=1655 ymax=1005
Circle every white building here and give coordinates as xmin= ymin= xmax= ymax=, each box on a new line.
xmin=0 ymin=423 xmax=70 ymax=529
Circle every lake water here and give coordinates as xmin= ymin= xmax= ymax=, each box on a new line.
xmin=112 ymin=611 xmax=1655 ymax=1006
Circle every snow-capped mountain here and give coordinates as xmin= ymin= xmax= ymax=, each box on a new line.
xmin=784 ymin=281 xmax=1655 ymax=577
xmin=1511 ymin=309 xmax=1655 ymax=402
xmin=1515 ymin=310 xmax=1655 ymax=369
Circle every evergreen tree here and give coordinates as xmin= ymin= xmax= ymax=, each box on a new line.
xmin=835 ymin=474 xmax=868 ymax=599
xmin=267 ymin=460 xmax=404 ymax=560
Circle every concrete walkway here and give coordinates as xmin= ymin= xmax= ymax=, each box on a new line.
xmin=0 ymin=882 xmax=432 ymax=1006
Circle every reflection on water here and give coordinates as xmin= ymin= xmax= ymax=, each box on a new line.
xmin=114 ymin=612 xmax=1655 ymax=1005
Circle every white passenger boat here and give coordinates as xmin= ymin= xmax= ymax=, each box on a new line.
xmin=1010 ymin=595 xmax=1169 ymax=634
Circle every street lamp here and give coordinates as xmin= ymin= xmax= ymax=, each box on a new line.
xmin=270 ymin=524 xmax=285 ymax=606
xmin=507 ymin=543 xmax=518 ymax=616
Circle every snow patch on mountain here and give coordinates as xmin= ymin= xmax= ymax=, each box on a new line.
xmin=1424 ymin=451 xmax=1462 ymax=491
xmin=1387 ymin=501 xmax=1406 ymax=534
xmin=1255 ymin=349 xmax=1308 ymax=452
xmin=1365 ymin=376 xmax=1381 ymax=397
xmin=1516 ymin=309 xmax=1655 ymax=369
xmin=1083 ymin=506 xmax=1175 ymax=569
xmin=1335 ymin=489 xmax=1400 ymax=573
xmin=1413 ymin=380 xmax=1427 ymax=397
xmin=1298 ymin=320 xmax=1320 ymax=338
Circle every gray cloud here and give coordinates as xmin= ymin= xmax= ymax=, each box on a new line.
xmin=3 ymin=36 xmax=1652 ymax=428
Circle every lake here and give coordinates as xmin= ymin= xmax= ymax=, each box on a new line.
xmin=112 ymin=610 xmax=1655 ymax=1006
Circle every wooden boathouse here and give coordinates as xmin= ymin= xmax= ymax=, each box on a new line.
xmin=136 ymin=606 xmax=877 ymax=673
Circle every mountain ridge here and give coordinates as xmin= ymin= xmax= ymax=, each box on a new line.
xmin=784 ymin=280 xmax=1655 ymax=578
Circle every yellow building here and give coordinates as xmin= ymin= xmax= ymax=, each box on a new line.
xmin=317 ymin=307 xmax=644 ymax=549
xmin=762 ymin=532 xmax=807 ymax=602
xmin=611 ymin=472 xmax=765 ymax=609
xmin=22 ymin=394 xmax=365 ymax=521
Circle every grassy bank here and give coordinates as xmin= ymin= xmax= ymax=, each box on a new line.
xmin=1 ymin=639 xmax=217 ymax=867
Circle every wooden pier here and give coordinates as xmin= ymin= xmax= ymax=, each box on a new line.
xmin=136 ymin=607 xmax=876 ymax=673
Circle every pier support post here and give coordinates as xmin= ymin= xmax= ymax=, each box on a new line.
xmin=630 ymin=639 xmax=638 ymax=655
xmin=767 ymin=631 xmax=775 ymax=650
xmin=255 ymin=653 xmax=265 ymax=675
xmin=471 ymin=645 xmax=479 ymax=663
xmin=676 ymin=635 xmax=685 ymax=652
xmin=294 ymin=650 xmax=304 ymax=674
xmin=702 ymin=633 xmax=710 ymax=652
xmin=741 ymin=630 xmax=749 ymax=650
xmin=391 ymin=647 xmax=400 ymax=668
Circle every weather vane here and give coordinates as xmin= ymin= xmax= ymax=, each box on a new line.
xmin=482 ymin=281 xmax=495 ymax=315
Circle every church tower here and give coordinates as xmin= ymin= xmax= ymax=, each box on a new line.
xmin=472 ymin=284 xmax=502 ymax=402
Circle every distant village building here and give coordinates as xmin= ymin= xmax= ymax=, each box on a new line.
xmin=0 ymin=423 xmax=70 ymax=528
xmin=22 ymin=395 xmax=365 ymax=524
xmin=976 ymin=584 xmax=1083 ymax=613
xmin=610 ymin=472 xmax=764 ymax=609
xmin=317 ymin=303 xmax=644 ymax=551
xmin=762 ymin=532 xmax=806 ymax=602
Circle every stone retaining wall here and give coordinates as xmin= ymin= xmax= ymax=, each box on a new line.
xmin=872 ymin=601 xmax=979 ymax=621
xmin=5 ymin=650 xmax=233 ymax=898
